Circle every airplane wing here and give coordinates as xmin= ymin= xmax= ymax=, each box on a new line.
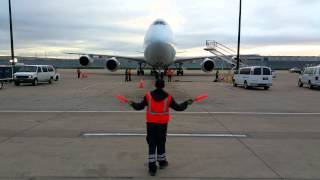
xmin=175 ymin=55 xmax=236 ymax=66
xmin=174 ymin=56 xmax=215 ymax=64
xmin=66 ymin=52 xmax=146 ymax=64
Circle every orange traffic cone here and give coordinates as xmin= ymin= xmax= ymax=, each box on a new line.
xmin=82 ymin=73 xmax=88 ymax=78
xmin=138 ymin=79 xmax=145 ymax=88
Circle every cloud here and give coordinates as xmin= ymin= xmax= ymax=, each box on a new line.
xmin=0 ymin=0 xmax=319 ymax=56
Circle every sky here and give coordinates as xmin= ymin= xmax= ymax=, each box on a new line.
xmin=0 ymin=0 xmax=320 ymax=58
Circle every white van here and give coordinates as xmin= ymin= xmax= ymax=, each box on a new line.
xmin=233 ymin=66 xmax=273 ymax=90
xmin=14 ymin=65 xmax=56 ymax=86
xmin=298 ymin=65 xmax=320 ymax=89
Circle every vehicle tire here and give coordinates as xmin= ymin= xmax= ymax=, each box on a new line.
xmin=298 ymin=79 xmax=303 ymax=87
xmin=308 ymin=81 xmax=313 ymax=89
xmin=181 ymin=71 xmax=184 ymax=76
xmin=264 ymin=86 xmax=270 ymax=90
xmin=55 ymin=76 xmax=59 ymax=81
xmin=32 ymin=78 xmax=38 ymax=86
xmin=14 ymin=81 xmax=20 ymax=86
xmin=141 ymin=70 xmax=144 ymax=75
xmin=0 ymin=82 xmax=3 ymax=89
xmin=48 ymin=78 xmax=53 ymax=84
xmin=233 ymin=80 xmax=237 ymax=87
xmin=244 ymin=81 xmax=249 ymax=89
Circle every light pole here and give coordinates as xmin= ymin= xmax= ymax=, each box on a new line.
xmin=8 ymin=0 xmax=15 ymax=65
xmin=236 ymin=0 xmax=242 ymax=70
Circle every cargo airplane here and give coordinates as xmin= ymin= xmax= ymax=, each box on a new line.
xmin=68 ymin=19 xmax=222 ymax=76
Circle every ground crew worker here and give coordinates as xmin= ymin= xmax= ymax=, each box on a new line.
xmin=77 ymin=68 xmax=81 ymax=79
xmin=166 ymin=68 xmax=173 ymax=82
xmin=128 ymin=79 xmax=193 ymax=176
xmin=214 ymin=70 xmax=219 ymax=82
xmin=128 ymin=68 xmax=132 ymax=81
xmin=125 ymin=68 xmax=129 ymax=82
xmin=160 ymin=71 xmax=164 ymax=80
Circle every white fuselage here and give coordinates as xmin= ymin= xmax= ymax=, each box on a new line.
xmin=143 ymin=19 xmax=176 ymax=69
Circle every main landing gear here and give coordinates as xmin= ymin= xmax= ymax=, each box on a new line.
xmin=176 ymin=64 xmax=184 ymax=76
xmin=176 ymin=69 xmax=184 ymax=76
xmin=137 ymin=63 xmax=145 ymax=76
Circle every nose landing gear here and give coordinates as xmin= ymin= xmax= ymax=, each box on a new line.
xmin=137 ymin=63 xmax=145 ymax=76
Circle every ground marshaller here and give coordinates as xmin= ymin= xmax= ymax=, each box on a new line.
xmin=128 ymin=79 xmax=193 ymax=176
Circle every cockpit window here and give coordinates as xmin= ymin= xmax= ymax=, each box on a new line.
xmin=153 ymin=20 xmax=166 ymax=25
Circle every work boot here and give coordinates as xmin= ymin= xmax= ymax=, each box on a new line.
xmin=158 ymin=160 xmax=169 ymax=169
xmin=148 ymin=163 xmax=157 ymax=176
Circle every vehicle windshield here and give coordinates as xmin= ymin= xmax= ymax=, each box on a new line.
xmin=18 ymin=66 xmax=37 ymax=72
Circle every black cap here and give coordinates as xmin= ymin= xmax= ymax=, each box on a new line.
xmin=155 ymin=79 xmax=165 ymax=89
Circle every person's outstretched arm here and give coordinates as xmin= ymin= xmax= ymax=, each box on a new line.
xmin=129 ymin=96 xmax=147 ymax=110
xmin=170 ymin=97 xmax=193 ymax=111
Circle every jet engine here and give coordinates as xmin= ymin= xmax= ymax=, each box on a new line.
xmin=201 ymin=58 xmax=215 ymax=72
xmin=79 ymin=55 xmax=94 ymax=66
xmin=106 ymin=57 xmax=120 ymax=72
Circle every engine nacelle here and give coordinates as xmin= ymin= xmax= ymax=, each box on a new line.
xmin=79 ymin=55 xmax=94 ymax=66
xmin=106 ymin=57 xmax=120 ymax=72
xmin=201 ymin=58 xmax=215 ymax=72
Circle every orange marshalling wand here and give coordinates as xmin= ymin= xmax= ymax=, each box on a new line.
xmin=116 ymin=95 xmax=129 ymax=103
xmin=192 ymin=94 xmax=209 ymax=102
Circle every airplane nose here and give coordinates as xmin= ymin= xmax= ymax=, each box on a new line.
xmin=153 ymin=42 xmax=168 ymax=54
xmin=153 ymin=42 xmax=164 ymax=48
xmin=145 ymin=41 xmax=175 ymax=68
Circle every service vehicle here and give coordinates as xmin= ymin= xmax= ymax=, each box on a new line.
xmin=14 ymin=65 xmax=56 ymax=86
xmin=233 ymin=66 xmax=273 ymax=90
xmin=298 ymin=65 xmax=320 ymax=89
xmin=289 ymin=67 xmax=302 ymax=73
xmin=0 ymin=65 xmax=13 ymax=89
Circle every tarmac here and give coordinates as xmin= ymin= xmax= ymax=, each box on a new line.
xmin=0 ymin=69 xmax=320 ymax=180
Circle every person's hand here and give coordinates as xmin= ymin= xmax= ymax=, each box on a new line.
xmin=128 ymin=100 xmax=134 ymax=106
xmin=186 ymin=99 xmax=193 ymax=105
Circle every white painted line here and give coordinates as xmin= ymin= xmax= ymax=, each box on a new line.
xmin=0 ymin=110 xmax=141 ymax=113
xmin=0 ymin=110 xmax=320 ymax=115
xmin=82 ymin=133 xmax=248 ymax=138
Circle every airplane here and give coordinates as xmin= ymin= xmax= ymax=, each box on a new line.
xmin=67 ymin=19 xmax=224 ymax=76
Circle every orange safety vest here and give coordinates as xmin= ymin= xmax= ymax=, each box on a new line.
xmin=145 ymin=91 xmax=172 ymax=124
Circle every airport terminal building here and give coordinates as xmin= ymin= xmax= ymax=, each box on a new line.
xmin=1 ymin=55 xmax=320 ymax=70
xmin=241 ymin=55 xmax=320 ymax=70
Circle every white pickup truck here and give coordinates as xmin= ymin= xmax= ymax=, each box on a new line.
xmin=14 ymin=65 xmax=58 ymax=86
